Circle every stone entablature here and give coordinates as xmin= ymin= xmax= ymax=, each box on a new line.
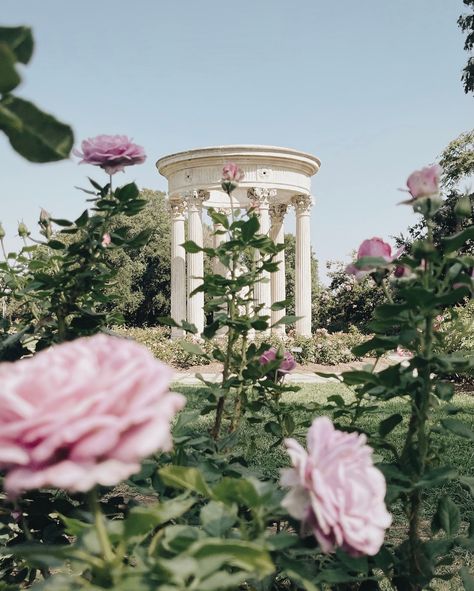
xmin=156 ymin=145 xmax=321 ymax=338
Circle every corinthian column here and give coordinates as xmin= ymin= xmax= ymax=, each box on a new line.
xmin=169 ymin=198 xmax=187 ymax=339
xmin=186 ymin=190 xmax=207 ymax=334
xmin=292 ymin=194 xmax=313 ymax=336
xmin=270 ymin=204 xmax=287 ymax=335
xmin=248 ymin=188 xmax=276 ymax=322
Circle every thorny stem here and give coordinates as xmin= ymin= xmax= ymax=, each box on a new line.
xmin=402 ymin=218 xmax=435 ymax=590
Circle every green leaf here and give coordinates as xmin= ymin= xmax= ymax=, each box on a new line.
xmin=182 ymin=240 xmax=202 ymax=253
xmin=270 ymin=299 xmax=290 ymax=311
xmin=434 ymin=496 xmax=461 ymax=535
xmin=200 ymin=501 xmax=237 ymax=536
xmin=124 ymin=495 xmax=196 ymax=540
xmin=442 ymin=226 xmax=474 ymax=254
xmin=188 ymin=538 xmax=274 ymax=576
xmin=241 ymin=216 xmax=259 ymax=241
xmin=0 ymin=95 xmax=73 ymax=162
xmin=441 ymin=418 xmax=474 ymax=441
xmin=47 ymin=239 xmax=66 ymax=250
xmin=115 ymin=182 xmax=139 ymax=201
xmin=271 ymin=314 xmax=299 ymax=326
xmin=0 ymin=43 xmax=21 ymax=93
xmin=159 ymin=465 xmax=213 ymax=496
xmin=416 ymin=466 xmax=458 ymax=489
xmin=180 ymin=341 xmax=205 ymax=356
xmin=0 ymin=101 xmax=22 ymax=131
xmin=0 ymin=26 xmax=34 ymax=64
xmin=460 ymin=567 xmax=474 ymax=591
xmin=460 ymin=476 xmax=474 ymax=497
xmin=379 ymin=413 xmax=403 ymax=437
xmin=352 ymin=336 xmax=397 ymax=356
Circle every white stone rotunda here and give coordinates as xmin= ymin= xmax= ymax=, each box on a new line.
xmin=156 ymin=145 xmax=321 ymax=339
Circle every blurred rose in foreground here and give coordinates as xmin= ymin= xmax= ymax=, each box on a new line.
xmin=0 ymin=334 xmax=185 ymax=497
xmin=281 ymin=416 xmax=391 ymax=556
xmin=406 ymin=164 xmax=442 ymax=200
xmin=74 ymin=135 xmax=146 ymax=175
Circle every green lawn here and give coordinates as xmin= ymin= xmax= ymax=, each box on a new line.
xmin=173 ymin=381 xmax=474 ymax=589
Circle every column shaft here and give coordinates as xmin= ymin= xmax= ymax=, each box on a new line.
xmin=292 ymin=195 xmax=313 ymax=336
xmin=187 ymin=191 xmax=206 ymax=334
xmin=270 ymin=204 xmax=287 ymax=335
xmin=169 ymin=199 xmax=187 ymax=339
xmin=248 ymin=188 xmax=275 ymax=323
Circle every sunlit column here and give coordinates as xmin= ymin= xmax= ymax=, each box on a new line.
xmin=292 ymin=194 xmax=313 ymax=336
xmin=169 ymin=197 xmax=187 ymax=339
xmin=186 ymin=190 xmax=207 ymax=334
xmin=248 ymin=188 xmax=276 ymax=326
xmin=269 ymin=203 xmax=287 ymax=336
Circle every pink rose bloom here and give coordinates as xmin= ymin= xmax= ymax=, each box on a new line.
xmin=406 ymin=164 xmax=442 ymax=200
xmin=346 ymin=237 xmax=403 ymax=280
xmin=101 ymin=233 xmax=111 ymax=247
xmin=260 ymin=347 xmax=296 ymax=375
xmin=281 ymin=417 xmax=392 ymax=556
xmin=74 ymin=135 xmax=146 ymax=175
xmin=222 ymin=162 xmax=244 ymax=182
xmin=221 ymin=162 xmax=244 ymax=194
xmin=0 ymin=334 xmax=185 ymax=497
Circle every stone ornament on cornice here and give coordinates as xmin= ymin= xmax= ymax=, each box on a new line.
xmin=291 ymin=194 xmax=313 ymax=213
xmin=269 ymin=203 xmax=288 ymax=223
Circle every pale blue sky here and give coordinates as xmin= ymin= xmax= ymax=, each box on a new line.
xmin=1 ymin=0 xmax=472 ymax=283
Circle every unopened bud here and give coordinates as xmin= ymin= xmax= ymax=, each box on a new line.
xmin=39 ymin=208 xmax=52 ymax=239
xmin=454 ymin=194 xmax=472 ymax=218
xmin=0 ymin=223 xmax=5 ymax=240
xmin=18 ymin=221 xmax=30 ymax=238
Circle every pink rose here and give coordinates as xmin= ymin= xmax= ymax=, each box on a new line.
xmin=74 ymin=135 xmax=146 ymax=175
xmin=406 ymin=164 xmax=442 ymax=200
xmin=346 ymin=237 xmax=403 ymax=280
xmin=222 ymin=162 xmax=244 ymax=182
xmin=260 ymin=347 xmax=296 ymax=375
xmin=101 ymin=233 xmax=111 ymax=247
xmin=0 ymin=334 xmax=185 ymax=497
xmin=221 ymin=162 xmax=244 ymax=194
xmin=281 ymin=417 xmax=392 ymax=556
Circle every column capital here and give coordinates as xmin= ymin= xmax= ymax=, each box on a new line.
xmin=269 ymin=203 xmax=288 ymax=223
xmin=185 ymin=189 xmax=208 ymax=211
xmin=168 ymin=197 xmax=187 ymax=219
xmin=291 ymin=194 xmax=313 ymax=214
xmin=247 ymin=187 xmax=276 ymax=208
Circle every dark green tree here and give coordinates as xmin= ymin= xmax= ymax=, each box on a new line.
xmin=105 ymin=189 xmax=171 ymax=325
xmin=458 ymin=0 xmax=474 ymax=94
xmin=316 ymin=258 xmax=386 ymax=333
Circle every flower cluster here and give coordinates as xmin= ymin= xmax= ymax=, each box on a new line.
xmin=281 ymin=417 xmax=392 ymax=556
xmin=0 ymin=334 xmax=185 ymax=497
